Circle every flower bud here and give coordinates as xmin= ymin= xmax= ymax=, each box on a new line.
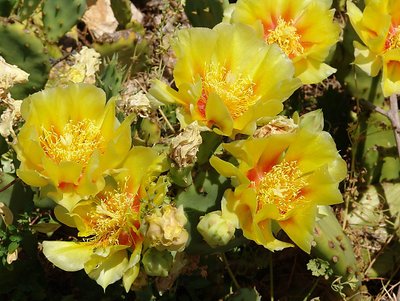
xmin=197 ymin=210 xmax=235 ymax=248
xmin=145 ymin=205 xmax=189 ymax=252
xmin=142 ymin=248 xmax=173 ymax=277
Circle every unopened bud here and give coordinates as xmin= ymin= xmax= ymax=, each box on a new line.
xmin=197 ymin=211 xmax=235 ymax=248
xmin=142 ymin=248 xmax=173 ymax=277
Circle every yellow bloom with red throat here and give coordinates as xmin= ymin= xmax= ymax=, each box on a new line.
xmin=230 ymin=0 xmax=341 ymax=84
xmin=347 ymin=0 xmax=400 ymax=96
xmin=210 ymin=112 xmax=346 ymax=253
xmin=150 ymin=23 xmax=301 ymax=137
xmin=15 ymin=83 xmax=133 ymax=210
xmin=42 ymin=146 xmax=166 ymax=291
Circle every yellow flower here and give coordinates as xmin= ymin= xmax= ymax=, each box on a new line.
xmin=347 ymin=0 xmax=400 ymax=96
xmin=42 ymin=146 xmax=165 ymax=291
xmin=15 ymin=83 xmax=133 ymax=210
xmin=230 ymin=0 xmax=341 ymax=84
xmin=210 ymin=113 xmax=346 ymax=253
xmin=150 ymin=23 xmax=301 ymax=137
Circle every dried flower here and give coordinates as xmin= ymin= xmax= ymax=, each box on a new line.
xmin=170 ymin=122 xmax=203 ymax=168
xmin=144 ymin=205 xmax=189 ymax=252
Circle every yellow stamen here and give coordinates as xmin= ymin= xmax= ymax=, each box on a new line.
xmin=386 ymin=25 xmax=400 ymax=50
xmin=40 ymin=119 xmax=104 ymax=164
xmin=254 ymin=160 xmax=308 ymax=215
xmin=87 ymin=184 xmax=140 ymax=247
xmin=198 ymin=63 xmax=256 ymax=119
xmin=266 ymin=17 xmax=304 ymax=58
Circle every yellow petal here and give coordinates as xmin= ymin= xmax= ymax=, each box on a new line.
xmin=382 ymin=49 xmax=400 ymax=97
xmin=84 ymin=249 xmax=129 ymax=291
xmin=278 ymin=205 xmax=317 ymax=253
xmin=122 ymin=244 xmax=142 ymax=292
xmin=173 ymin=27 xmax=217 ymax=87
xmin=205 ymin=92 xmax=234 ymax=136
xmin=295 ymin=59 xmax=336 ymax=84
xmin=16 ymin=168 xmax=48 ymax=187
xmin=353 ymin=41 xmax=382 ymax=77
xmin=148 ymin=79 xmax=187 ymax=106
xmin=42 ymin=241 xmax=93 ymax=271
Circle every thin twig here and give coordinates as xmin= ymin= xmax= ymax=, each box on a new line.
xmin=158 ymin=107 xmax=175 ymax=133
xmin=388 ymin=94 xmax=400 ymax=158
xmin=0 ymin=178 xmax=20 ymax=193
xmin=221 ymin=252 xmax=240 ymax=290
xmin=359 ymin=95 xmax=400 ymax=158
xmin=269 ymin=252 xmax=274 ymax=301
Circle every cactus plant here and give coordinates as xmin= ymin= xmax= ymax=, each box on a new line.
xmin=18 ymin=0 xmax=42 ymax=21
xmin=110 ymin=0 xmax=132 ymax=29
xmin=0 ymin=0 xmax=17 ymax=17
xmin=42 ymin=0 xmax=86 ymax=42
xmin=96 ymin=55 xmax=126 ymax=100
xmin=312 ymin=206 xmax=361 ymax=296
xmin=93 ymin=30 xmax=148 ymax=72
xmin=184 ymin=0 xmax=227 ymax=28
xmin=0 ymin=22 xmax=50 ymax=99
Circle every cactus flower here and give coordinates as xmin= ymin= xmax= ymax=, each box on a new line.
xmin=347 ymin=0 xmax=400 ymax=96
xmin=15 ymin=83 xmax=133 ymax=211
xmin=144 ymin=204 xmax=189 ymax=252
xmin=150 ymin=23 xmax=300 ymax=137
xmin=230 ymin=0 xmax=341 ymax=84
xmin=210 ymin=113 xmax=347 ymax=253
xmin=42 ymin=146 xmax=165 ymax=291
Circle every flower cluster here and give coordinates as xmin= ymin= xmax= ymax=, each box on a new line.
xmin=12 ymin=0 xmax=349 ymax=294
xmin=15 ymin=84 xmax=188 ymax=291
xmin=149 ymin=0 xmax=346 ymax=254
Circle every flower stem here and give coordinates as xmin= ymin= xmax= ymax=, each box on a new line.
xmin=221 ymin=252 xmax=240 ymax=290
xmin=269 ymin=252 xmax=274 ymax=301
xmin=0 ymin=178 xmax=19 ymax=193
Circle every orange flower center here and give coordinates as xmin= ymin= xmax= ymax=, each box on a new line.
xmin=255 ymin=160 xmax=308 ymax=215
xmin=386 ymin=25 xmax=400 ymax=50
xmin=266 ymin=17 xmax=304 ymax=58
xmin=197 ymin=63 xmax=256 ymax=119
xmin=40 ymin=119 xmax=104 ymax=164
xmin=86 ymin=184 xmax=141 ymax=248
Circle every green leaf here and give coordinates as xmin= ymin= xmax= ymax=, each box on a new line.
xmin=176 ymin=169 xmax=246 ymax=254
xmin=7 ymin=241 xmax=19 ymax=253
xmin=227 ymin=288 xmax=261 ymax=301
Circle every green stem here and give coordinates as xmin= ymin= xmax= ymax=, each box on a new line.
xmin=303 ymin=278 xmax=320 ymax=301
xmin=269 ymin=252 xmax=274 ymax=301
xmin=221 ymin=252 xmax=240 ymax=290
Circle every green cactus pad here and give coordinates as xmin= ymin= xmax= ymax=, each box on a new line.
xmin=96 ymin=55 xmax=126 ymax=100
xmin=0 ymin=22 xmax=50 ymax=99
xmin=42 ymin=0 xmax=86 ymax=42
xmin=0 ymin=0 xmax=18 ymax=17
xmin=184 ymin=0 xmax=227 ymax=28
xmin=18 ymin=0 xmax=42 ymax=20
xmin=110 ymin=0 xmax=132 ymax=29
xmin=312 ymin=206 xmax=361 ymax=296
